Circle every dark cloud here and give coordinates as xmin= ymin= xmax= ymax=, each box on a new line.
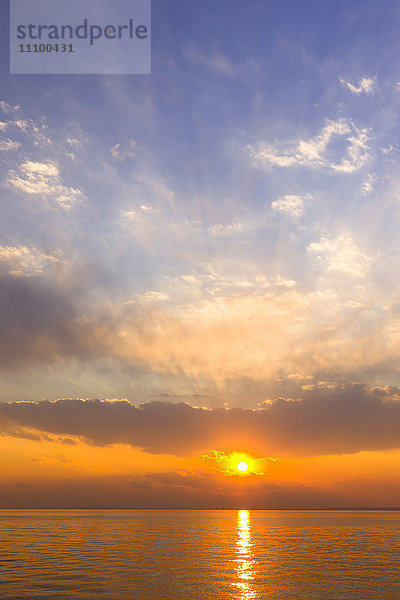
xmin=1 ymin=382 xmax=400 ymax=457
xmin=0 ymin=271 xmax=110 ymax=369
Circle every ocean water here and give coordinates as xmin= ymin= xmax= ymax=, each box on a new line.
xmin=1 ymin=509 xmax=400 ymax=600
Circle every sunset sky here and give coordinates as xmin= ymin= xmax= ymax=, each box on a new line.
xmin=1 ymin=0 xmax=400 ymax=508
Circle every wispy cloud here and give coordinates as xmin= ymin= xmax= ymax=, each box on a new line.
xmin=110 ymin=139 xmax=136 ymax=161
xmin=331 ymin=127 xmax=369 ymax=173
xmin=271 ymin=194 xmax=306 ymax=217
xmin=7 ymin=161 xmax=86 ymax=209
xmin=362 ymin=173 xmax=376 ymax=194
xmin=0 ymin=245 xmax=61 ymax=277
xmin=208 ymin=222 xmax=243 ymax=235
xmin=0 ymin=139 xmax=21 ymax=152
xmin=134 ymin=291 xmax=171 ymax=303
xmin=0 ymin=100 xmax=20 ymax=113
xmin=340 ymin=76 xmax=377 ymax=95
xmin=248 ymin=119 xmax=370 ymax=173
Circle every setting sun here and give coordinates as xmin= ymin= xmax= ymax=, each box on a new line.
xmin=202 ymin=450 xmax=273 ymax=476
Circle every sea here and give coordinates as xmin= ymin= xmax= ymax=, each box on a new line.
xmin=1 ymin=509 xmax=399 ymax=599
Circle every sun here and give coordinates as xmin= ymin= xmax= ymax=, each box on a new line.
xmin=202 ymin=450 xmax=266 ymax=476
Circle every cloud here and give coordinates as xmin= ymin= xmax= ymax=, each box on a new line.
xmin=0 ymin=245 xmax=61 ymax=277
xmin=0 ymin=251 xmax=392 ymax=387
xmin=66 ymin=137 xmax=82 ymax=147
xmin=208 ymin=223 xmax=243 ymax=235
xmin=12 ymin=119 xmax=30 ymax=131
xmin=330 ymin=128 xmax=369 ymax=173
xmin=0 ymin=114 xmax=56 ymax=147
xmin=110 ymin=139 xmax=136 ymax=161
xmin=0 ymin=100 xmax=20 ymax=113
xmin=340 ymin=76 xmax=377 ymax=95
xmin=6 ymin=161 xmax=86 ymax=209
xmin=110 ymin=274 xmax=392 ymax=383
xmin=8 ymin=161 xmax=58 ymax=192
xmin=135 ymin=291 xmax=171 ymax=302
xmin=0 ymin=139 xmax=21 ymax=152
xmin=271 ymin=194 xmax=306 ymax=217
xmin=307 ymin=232 xmax=372 ymax=277
xmin=361 ymin=173 xmax=376 ymax=194
xmin=1 ymin=383 xmax=400 ymax=458
xmin=0 ymin=271 xmax=110 ymax=369
xmin=0 ymin=231 xmax=393 ymax=390
xmin=0 ymin=105 xmax=395 ymax=392
xmin=248 ymin=119 xmax=369 ymax=173
xmin=178 ymin=269 xmax=280 ymax=297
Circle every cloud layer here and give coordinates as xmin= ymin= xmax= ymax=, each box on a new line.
xmin=1 ymin=383 xmax=400 ymax=457
xmin=1 ymin=1 xmax=400 ymax=406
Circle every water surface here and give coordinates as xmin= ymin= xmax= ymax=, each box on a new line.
xmin=1 ymin=509 xmax=399 ymax=599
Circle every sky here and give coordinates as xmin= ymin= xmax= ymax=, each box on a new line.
xmin=1 ymin=0 xmax=400 ymax=508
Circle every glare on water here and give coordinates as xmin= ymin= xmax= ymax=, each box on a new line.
xmin=232 ymin=510 xmax=257 ymax=599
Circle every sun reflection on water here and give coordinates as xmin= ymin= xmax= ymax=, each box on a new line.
xmin=232 ymin=510 xmax=257 ymax=599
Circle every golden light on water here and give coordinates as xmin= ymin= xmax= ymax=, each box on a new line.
xmin=232 ymin=510 xmax=257 ymax=599
xmin=237 ymin=461 xmax=248 ymax=472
